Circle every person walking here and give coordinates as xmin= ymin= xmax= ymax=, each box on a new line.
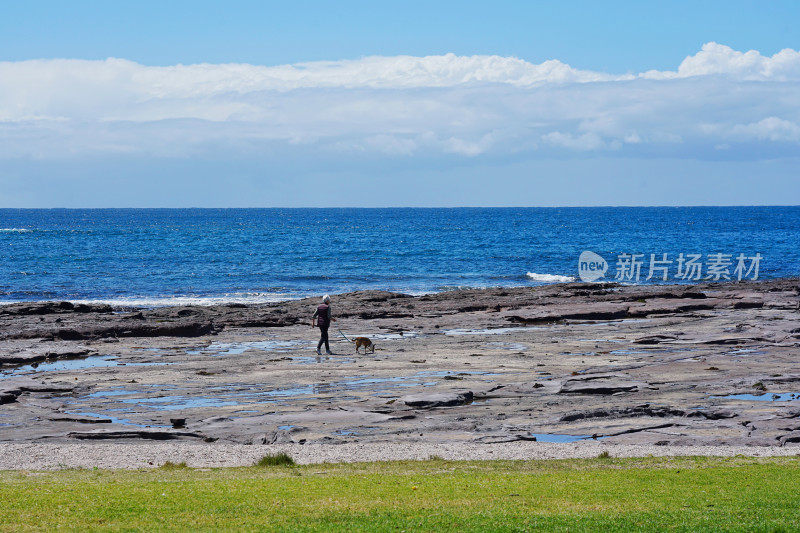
xmin=312 ymin=294 xmax=336 ymax=355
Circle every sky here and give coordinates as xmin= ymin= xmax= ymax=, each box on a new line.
xmin=1 ymin=0 xmax=799 ymax=207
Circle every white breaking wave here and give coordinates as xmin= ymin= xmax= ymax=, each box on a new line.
xmin=525 ymin=272 xmax=575 ymax=283
xmin=65 ymin=293 xmax=298 ymax=308
xmin=0 ymin=228 xmax=33 ymax=233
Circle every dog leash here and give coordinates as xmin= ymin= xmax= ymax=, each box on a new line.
xmin=337 ymin=329 xmax=352 ymax=342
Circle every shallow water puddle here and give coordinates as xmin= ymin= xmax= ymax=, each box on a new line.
xmin=186 ymin=339 xmax=312 ymax=356
xmin=712 ymin=392 xmax=800 ymax=402
xmin=444 ymin=326 xmax=544 ymax=336
xmin=530 ymin=433 xmax=604 ymax=443
xmin=65 ymin=410 xmax=171 ymax=428
xmin=73 ymin=370 xmax=499 ymax=412
xmin=0 ymin=355 xmax=169 ymax=380
xmin=86 ymin=384 xmax=178 ymax=399
xmin=723 ymin=348 xmax=767 ymax=357
xmin=122 ymin=396 xmax=240 ymax=410
xmin=82 ymin=389 xmax=362 ymax=411
xmin=486 ymin=342 xmax=527 ymax=351
xmin=87 ymin=390 xmax=146 ymax=398
xmin=84 ymin=387 xmax=239 ymax=410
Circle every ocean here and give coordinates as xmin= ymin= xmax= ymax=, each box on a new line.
xmin=0 ymin=207 xmax=797 ymax=306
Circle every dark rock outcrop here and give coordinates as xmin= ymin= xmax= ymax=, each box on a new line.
xmin=66 ymin=430 xmax=209 ymax=441
xmin=0 ymin=378 xmax=76 ymax=404
xmin=559 ymin=375 xmax=643 ymax=395
xmin=1 ymin=278 xmax=796 ymax=344
xmin=560 ymin=405 xmax=687 ymax=422
xmin=0 ymin=302 xmax=113 ymax=316
xmin=402 ymin=391 xmax=474 ymax=408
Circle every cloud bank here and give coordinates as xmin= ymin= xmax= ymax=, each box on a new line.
xmin=0 ymin=42 xmax=799 ymax=162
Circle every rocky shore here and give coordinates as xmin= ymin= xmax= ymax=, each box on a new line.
xmin=1 ymin=279 xmax=799 ymax=468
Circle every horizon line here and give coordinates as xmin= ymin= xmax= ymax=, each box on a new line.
xmin=1 ymin=205 xmax=799 ymax=210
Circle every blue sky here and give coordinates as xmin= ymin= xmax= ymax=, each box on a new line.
xmin=2 ymin=1 xmax=797 ymax=71
xmin=1 ymin=1 xmax=799 ymax=207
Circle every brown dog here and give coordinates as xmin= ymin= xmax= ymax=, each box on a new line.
xmin=352 ymin=337 xmax=375 ymax=354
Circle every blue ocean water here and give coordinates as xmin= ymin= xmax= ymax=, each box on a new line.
xmin=0 ymin=207 xmax=797 ymax=306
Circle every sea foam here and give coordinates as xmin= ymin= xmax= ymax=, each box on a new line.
xmin=67 ymin=292 xmax=297 ymax=308
xmin=525 ymin=272 xmax=575 ymax=283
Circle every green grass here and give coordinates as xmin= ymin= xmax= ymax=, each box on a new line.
xmin=158 ymin=461 xmax=188 ymax=470
xmin=255 ymin=452 xmax=296 ymax=467
xmin=2 ymin=455 xmax=800 ymax=531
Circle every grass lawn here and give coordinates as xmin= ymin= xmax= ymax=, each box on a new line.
xmin=1 ymin=455 xmax=799 ymax=532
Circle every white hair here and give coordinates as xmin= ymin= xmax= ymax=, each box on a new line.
xmin=322 ymin=294 xmax=331 ymax=304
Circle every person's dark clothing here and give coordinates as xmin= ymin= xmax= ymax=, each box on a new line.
xmin=314 ymin=304 xmax=331 ymax=327
xmin=313 ymin=303 xmax=332 ymax=352
xmin=317 ymin=324 xmax=329 ymax=352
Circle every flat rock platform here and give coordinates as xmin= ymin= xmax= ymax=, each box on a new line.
xmin=1 ymin=279 xmax=799 ymax=468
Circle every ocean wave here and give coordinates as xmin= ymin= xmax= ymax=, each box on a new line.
xmin=436 ymin=285 xmax=481 ymax=292
xmin=525 ymin=272 xmax=575 ymax=283
xmin=62 ymin=292 xmax=300 ymax=308
xmin=0 ymin=228 xmax=33 ymax=233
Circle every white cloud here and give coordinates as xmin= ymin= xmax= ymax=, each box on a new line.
xmin=729 ymin=117 xmax=800 ymax=142
xmin=641 ymin=42 xmax=800 ymax=80
xmin=0 ymin=43 xmax=798 ymax=162
xmin=0 ymin=53 xmax=627 ymax=120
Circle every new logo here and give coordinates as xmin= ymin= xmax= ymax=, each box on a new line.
xmin=578 ymin=251 xmax=607 ymax=282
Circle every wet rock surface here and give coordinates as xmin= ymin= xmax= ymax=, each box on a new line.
xmin=402 ymin=391 xmax=474 ymax=409
xmin=1 ymin=278 xmax=799 ymax=448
